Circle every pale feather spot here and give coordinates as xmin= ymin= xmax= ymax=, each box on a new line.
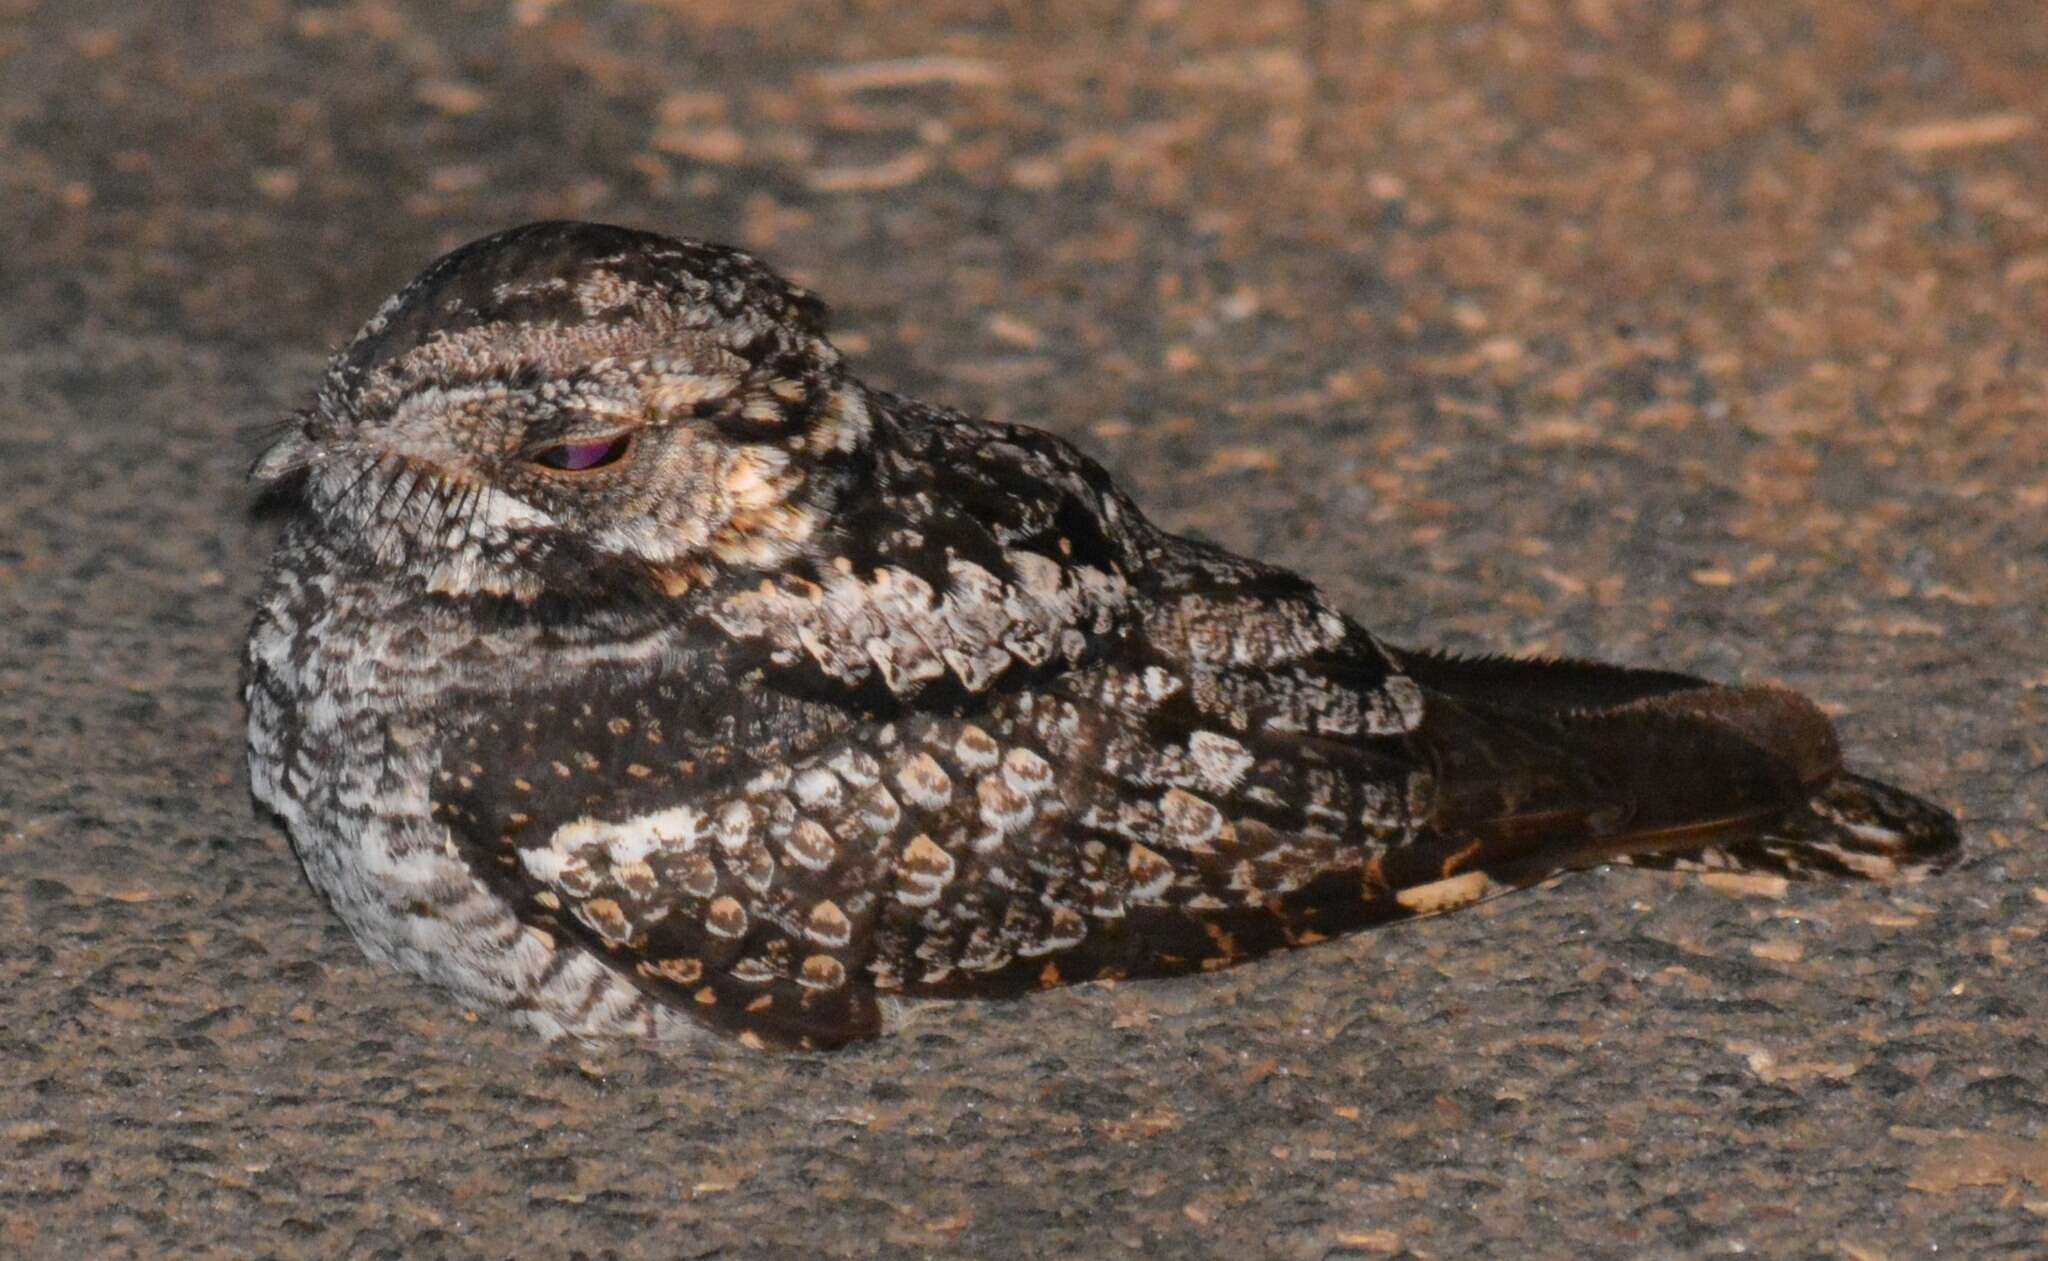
xmin=735 ymin=846 xmax=777 ymax=893
xmin=1001 ymin=747 xmax=1055 ymax=794
xmin=1160 ymin=788 xmax=1227 ymax=853
xmin=519 ymin=845 xmax=571 ymax=885
xmin=575 ymin=898 xmax=633 ymax=945
xmin=954 ymin=725 xmax=1000 ymax=771
xmin=942 ymin=646 xmax=1008 ymax=692
xmin=640 ymin=956 xmax=704 ymax=986
xmin=1226 ymin=859 xmax=1260 ymax=892
xmin=1126 ymin=843 xmax=1176 ymax=902
xmin=724 ymin=445 xmax=794 ymax=511
xmin=599 ymin=805 xmax=706 ymax=866
xmin=866 ymin=631 xmax=946 ymax=693
xmin=895 ymin=752 xmax=953 ymax=810
xmin=1141 ymin=666 xmax=1183 ymax=703
xmin=799 ymin=954 xmax=847 ymax=990
xmin=716 ymin=801 xmax=754 ymax=851
xmin=894 ymin=834 xmax=955 ymax=906
xmin=858 ymin=783 xmax=902 ymax=833
xmin=548 ymin=816 xmax=605 ymax=850
xmin=730 ymin=957 xmax=779 ymax=984
xmin=1394 ymin=871 xmax=1495 ymax=914
xmin=978 ymin=775 xmax=1035 ymax=835
xmin=786 ymin=819 xmax=837 ymax=870
xmin=1017 ymin=904 xmax=1089 ymax=956
xmin=1007 ymin=549 xmax=1064 ymax=594
xmin=827 ymin=748 xmax=882 ymax=787
xmin=792 ymin=766 xmax=843 ymax=809
xmin=745 ymin=765 xmax=792 ymax=796
xmin=1366 ymin=674 xmax=1426 ymax=734
xmin=706 ymin=896 xmax=748 ymax=938
xmin=555 ymin=858 xmax=598 ymax=899
xmin=806 ymin=900 xmax=853 ymax=947
xmin=1358 ymin=780 xmax=1405 ymax=830
xmin=616 ymin=860 xmax=657 ymax=896
xmin=1186 ymin=731 xmax=1254 ymax=791
xmin=1242 ymin=785 xmax=1286 ymax=810
xmin=679 ymin=853 xmax=720 ymax=899
xmin=642 ymin=365 xmax=743 ymax=414
xmin=957 ymin=925 xmax=1011 ymax=973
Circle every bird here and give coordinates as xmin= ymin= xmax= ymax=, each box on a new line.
xmin=244 ymin=220 xmax=1961 ymax=1051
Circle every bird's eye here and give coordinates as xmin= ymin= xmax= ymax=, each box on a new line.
xmin=530 ymin=434 xmax=632 ymax=472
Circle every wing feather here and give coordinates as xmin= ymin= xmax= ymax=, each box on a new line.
xmin=430 ymin=426 xmax=1955 ymax=1048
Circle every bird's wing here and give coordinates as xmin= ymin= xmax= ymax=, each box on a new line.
xmin=431 ymin=423 xmax=1954 ymax=1047
xmin=422 ymin=653 xmax=1419 ymax=1048
xmin=419 ymin=544 xmax=1414 ymax=1047
xmin=427 ymin=595 xmax=1951 ymax=1049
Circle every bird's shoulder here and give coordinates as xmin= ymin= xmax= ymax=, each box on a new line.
xmin=695 ymin=397 xmax=1152 ymax=704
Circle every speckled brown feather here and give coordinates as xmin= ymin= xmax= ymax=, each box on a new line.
xmin=246 ymin=221 xmax=1961 ymax=1050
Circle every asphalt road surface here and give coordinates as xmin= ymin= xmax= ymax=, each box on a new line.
xmin=2 ymin=2 xmax=2043 ymax=1257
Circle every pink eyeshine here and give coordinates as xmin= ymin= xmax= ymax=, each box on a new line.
xmin=533 ymin=435 xmax=631 ymax=471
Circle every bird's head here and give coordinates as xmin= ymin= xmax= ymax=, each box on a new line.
xmin=255 ymin=220 xmax=870 ymax=600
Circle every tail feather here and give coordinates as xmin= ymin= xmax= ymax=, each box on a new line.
xmin=1621 ymin=772 xmax=1962 ymax=882
xmin=1390 ymin=647 xmax=1962 ymax=890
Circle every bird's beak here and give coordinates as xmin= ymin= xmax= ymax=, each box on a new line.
xmin=251 ymin=420 xmax=318 ymax=485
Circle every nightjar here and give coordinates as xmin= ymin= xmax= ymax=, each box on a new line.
xmin=245 ymin=221 xmax=1960 ymax=1050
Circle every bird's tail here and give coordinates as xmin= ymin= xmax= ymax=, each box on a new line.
xmin=1387 ymin=649 xmax=1963 ymax=892
xmin=1618 ymin=770 xmax=1961 ymax=882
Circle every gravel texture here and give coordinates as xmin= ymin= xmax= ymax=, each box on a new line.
xmin=2 ymin=2 xmax=2044 ymax=1257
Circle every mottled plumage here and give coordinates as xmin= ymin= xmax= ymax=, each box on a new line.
xmin=245 ymin=221 xmax=1960 ymax=1050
